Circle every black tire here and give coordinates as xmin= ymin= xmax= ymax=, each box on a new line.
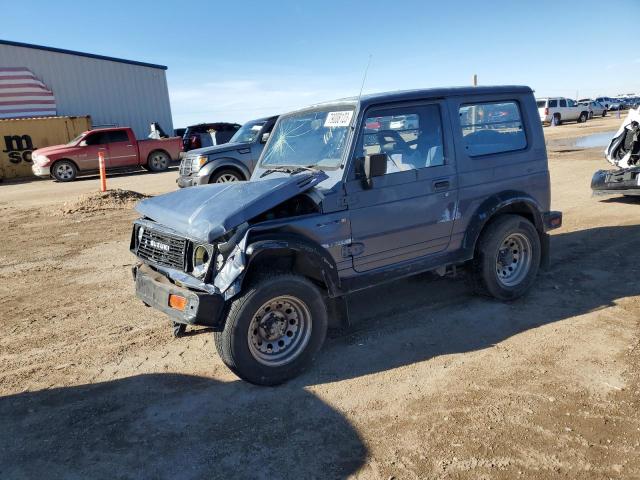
xmin=603 ymin=109 xmax=607 ymax=117
xmin=147 ymin=151 xmax=170 ymax=172
xmin=172 ymin=322 xmax=187 ymax=338
xmin=578 ymin=112 xmax=588 ymax=123
xmin=588 ymin=111 xmax=594 ymax=120
xmin=471 ymin=214 xmax=541 ymax=301
xmin=209 ymin=168 xmax=244 ymax=183
xmin=552 ymin=113 xmax=561 ymax=126
xmin=214 ymin=274 xmax=328 ymax=385
xmin=51 ymin=160 xmax=77 ymax=182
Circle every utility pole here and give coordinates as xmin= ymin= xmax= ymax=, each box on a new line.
xmin=472 ymin=74 xmax=478 ymax=86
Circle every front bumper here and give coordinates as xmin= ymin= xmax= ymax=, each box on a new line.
xmin=591 ymin=168 xmax=640 ymax=196
xmin=31 ymin=163 xmax=50 ymax=177
xmin=133 ymin=263 xmax=225 ymax=328
xmin=542 ymin=211 xmax=562 ymax=231
xmin=177 ymin=174 xmax=208 ymax=188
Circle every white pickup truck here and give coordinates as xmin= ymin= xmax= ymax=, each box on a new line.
xmin=536 ymin=97 xmax=590 ymax=126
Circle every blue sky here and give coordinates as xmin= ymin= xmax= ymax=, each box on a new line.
xmin=3 ymin=0 xmax=638 ymax=127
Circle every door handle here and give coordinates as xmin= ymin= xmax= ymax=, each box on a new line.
xmin=433 ymin=180 xmax=450 ymax=191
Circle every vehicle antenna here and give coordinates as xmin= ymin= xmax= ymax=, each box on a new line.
xmin=358 ymin=54 xmax=372 ymax=102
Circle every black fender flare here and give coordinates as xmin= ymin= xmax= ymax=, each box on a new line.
xmin=199 ymin=157 xmax=250 ymax=181
xmin=462 ymin=191 xmax=545 ymax=255
xmin=243 ymin=233 xmax=341 ymax=297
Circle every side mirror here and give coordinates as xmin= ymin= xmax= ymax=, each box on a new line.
xmin=260 ymin=132 xmax=270 ymax=143
xmin=79 ymin=140 xmax=87 ymax=147
xmin=362 ymin=153 xmax=387 ymax=188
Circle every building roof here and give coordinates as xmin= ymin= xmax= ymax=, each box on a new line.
xmin=0 ymin=39 xmax=168 ymax=71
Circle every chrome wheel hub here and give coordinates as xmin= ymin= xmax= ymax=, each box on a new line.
xmin=495 ymin=232 xmax=532 ymax=287
xmin=248 ymin=295 xmax=312 ymax=366
xmin=55 ymin=164 xmax=73 ymax=180
xmin=216 ymin=173 xmax=239 ymax=183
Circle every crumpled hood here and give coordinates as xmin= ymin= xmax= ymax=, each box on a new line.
xmin=136 ymin=171 xmax=328 ymax=243
xmin=186 ymin=141 xmax=251 ymax=157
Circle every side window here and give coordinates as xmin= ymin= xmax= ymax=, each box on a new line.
xmin=458 ymin=101 xmax=527 ymax=157
xmin=84 ymin=132 xmax=108 ymax=145
xmin=107 ymin=130 xmax=129 ymax=143
xmin=360 ymin=104 xmax=444 ymax=175
xmin=548 ymin=99 xmax=558 ymax=107
xmin=559 ymin=99 xmax=567 ymax=107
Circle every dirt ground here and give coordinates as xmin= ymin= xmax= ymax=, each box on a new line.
xmin=1 ymin=114 xmax=638 ymax=479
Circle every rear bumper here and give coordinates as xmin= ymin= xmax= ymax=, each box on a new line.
xmin=542 ymin=211 xmax=562 ymax=231
xmin=133 ymin=263 xmax=225 ymax=328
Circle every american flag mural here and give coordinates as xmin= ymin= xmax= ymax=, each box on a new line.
xmin=0 ymin=67 xmax=57 ymax=119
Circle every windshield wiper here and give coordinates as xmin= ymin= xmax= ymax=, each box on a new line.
xmin=260 ymin=165 xmax=318 ymax=178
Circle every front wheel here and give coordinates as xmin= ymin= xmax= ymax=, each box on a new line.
xmin=51 ymin=160 xmax=77 ymax=182
xmin=209 ymin=168 xmax=243 ymax=183
xmin=578 ymin=112 xmax=588 ymax=123
xmin=214 ymin=274 xmax=328 ymax=385
xmin=603 ymin=110 xmax=607 ymax=117
xmin=588 ymin=111 xmax=594 ymax=120
xmin=471 ymin=214 xmax=541 ymax=301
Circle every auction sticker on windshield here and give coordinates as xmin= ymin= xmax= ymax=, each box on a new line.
xmin=324 ymin=110 xmax=353 ymax=128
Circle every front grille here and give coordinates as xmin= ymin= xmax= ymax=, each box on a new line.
xmin=179 ymin=157 xmax=194 ymax=176
xmin=137 ymin=227 xmax=187 ymax=270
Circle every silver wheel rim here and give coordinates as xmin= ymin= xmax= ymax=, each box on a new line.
xmin=248 ymin=295 xmax=312 ymax=367
xmin=216 ymin=173 xmax=239 ymax=183
xmin=495 ymin=232 xmax=532 ymax=287
xmin=55 ymin=163 xmax=74 ymax=180
xmin=151 ymin=153 xmax=168 ymax=170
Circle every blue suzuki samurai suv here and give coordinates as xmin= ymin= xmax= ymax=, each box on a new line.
xmin=131 ymin=86 xmax=562 ymax=385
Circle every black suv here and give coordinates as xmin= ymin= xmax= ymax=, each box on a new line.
xmin=131 ymin=85 xmax=562 ymax=385
xmin=182 ymin=122 xmax=241 ymax=152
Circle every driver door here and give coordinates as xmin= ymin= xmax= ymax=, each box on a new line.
xmin=77 ymin=131 xmax=109 ymax=170
xmin=345 ymin=102 xmax=458 ymax=272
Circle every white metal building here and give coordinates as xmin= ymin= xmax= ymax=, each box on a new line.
xmin=0 ymin=39 xmax=173 ymax=139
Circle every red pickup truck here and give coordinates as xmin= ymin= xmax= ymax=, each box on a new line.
xmin=31 ymin=127 xmax=183 ymax=182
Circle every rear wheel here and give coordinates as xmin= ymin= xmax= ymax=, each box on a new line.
xmin=552 ymin=113 xmax=561 ymax=126
xmin=588 ymin=111 xmax=594 ymax=119
xmin=578 ymin=112 xmax=588 ymax=123
xmin=214 ymin=274 xmax=328 ymax=385
xmin=51 ymin=160 xmax=77 ymax=182
xmin=471 ymin=214 xmax=541 ymax=301
xmin=210 ymin=168 xmax=243 ymax=183
xmin=147 ymin=151 xmax=170 ymax=172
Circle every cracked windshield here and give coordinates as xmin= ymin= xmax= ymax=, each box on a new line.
xmin=261 ymin=107 xmax=354 ymax=169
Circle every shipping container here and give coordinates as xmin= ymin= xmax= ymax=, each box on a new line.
xmin=0 ymin=116 xmax=91 ymax=180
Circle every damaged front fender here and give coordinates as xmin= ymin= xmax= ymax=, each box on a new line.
xmin=211 ymin=231 xmax=342 ymax=301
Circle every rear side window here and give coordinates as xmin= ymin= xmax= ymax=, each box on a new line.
xmin=107 ymin=130 xmax=129 ymax=143
xmin=548 ymin=99 xmax=558 ymax=107
xmin=458 ymin=101 xmax=527 ymax=157
xmin=559 ymin=99 xmax=567 ymax=107
xmin=536 ymin=100 xmax=546 ymax=108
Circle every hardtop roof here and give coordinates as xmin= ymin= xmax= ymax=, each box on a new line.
xmin=293 ymin=85 xmax=533 ymax=114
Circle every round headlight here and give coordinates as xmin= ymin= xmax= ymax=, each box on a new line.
xmin=193 ymin=245 xmax=210 ymax=268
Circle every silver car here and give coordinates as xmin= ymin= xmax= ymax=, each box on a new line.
xmin=579 ymin=100 xmax=607 ymax=118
